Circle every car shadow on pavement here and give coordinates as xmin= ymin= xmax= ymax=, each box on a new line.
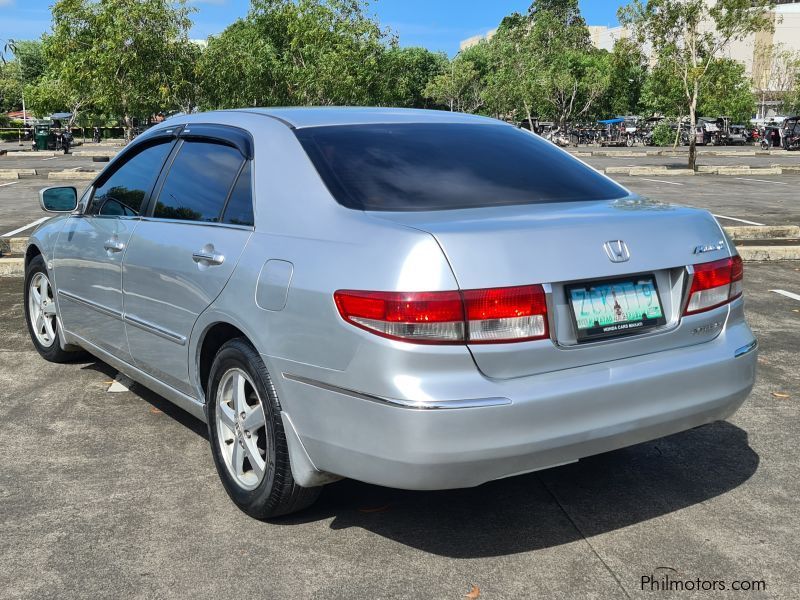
xmin=79 ymin=359 xmax=209 ymax=439
xmin=77 ymin=359 xmax=758 ymax=559
xmin=277 ymin=421 xmax=758 ymax=558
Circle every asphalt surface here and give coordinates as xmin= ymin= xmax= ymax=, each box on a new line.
xmin=1 ymin=144 xmax=798 ymax=236
xmin=1 ymin=261 xmax=799 ymax=599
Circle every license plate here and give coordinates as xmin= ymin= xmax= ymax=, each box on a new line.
xmin=566 ymin=276 xmax=666 ymax=342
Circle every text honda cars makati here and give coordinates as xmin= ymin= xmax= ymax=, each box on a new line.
xmin=25 ymin=108 xmax=757 ymax=517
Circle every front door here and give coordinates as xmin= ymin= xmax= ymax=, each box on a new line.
xmin=55 ymin=138 xmax=175 ymax=361
xmin=122 ymin=133 xmax=254 ymax=396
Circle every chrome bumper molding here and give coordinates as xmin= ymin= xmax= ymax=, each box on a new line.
xmin=734 ymin=339 xmax=758 ymax=358
xmin=282 ymin=373 xmax=510 ymax=410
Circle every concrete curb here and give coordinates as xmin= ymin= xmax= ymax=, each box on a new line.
xmin=0 ymin=257 xmax=24 ymax=277
xmin=47 ymin=170 xmax=98 ymax=180
xmin=73 ymin=151 xmax=119 ymax=157
xmin=605 ymin=166 xmax=694 ymax=176
xmin=0 ymin=168 xmax=37 ymax=178
xmin=698 ymin=166 xmax=783 ymax=176
xmin=3 ymin=151 xmax=56 ymax=158
xmin=724 ymin=225 xmax=800 ymax=240
xmin=606 ymin=165 xmax=789 ymax=176
xmin=572 ymin=148 xmax=790 ymax=157
xmin=773 ymin=164 xmax=800 ymax=173
xmin=738 ymin=246 xmax=800 ymax=261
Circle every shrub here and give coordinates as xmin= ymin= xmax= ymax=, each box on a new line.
xmin=651 ymin=122 xmax=675 ymax=146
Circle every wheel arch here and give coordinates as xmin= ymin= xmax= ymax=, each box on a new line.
xmin=25 ymin=242 xmax=43 ymax=268
xmin=195 ymin=319 xmax=256 ymax=402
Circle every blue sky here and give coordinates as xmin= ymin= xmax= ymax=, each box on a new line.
xmin=0 ymin=0 xmax=622 ymax=56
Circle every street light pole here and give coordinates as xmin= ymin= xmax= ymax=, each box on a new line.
xmin=20 ymin=90 xmax=27 ymax=146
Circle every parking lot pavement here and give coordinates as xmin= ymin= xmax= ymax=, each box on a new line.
xmin=615 ymin=174 xmax=800 ymax=227
xmin=1 ymin=261 xmax=798 ymax=599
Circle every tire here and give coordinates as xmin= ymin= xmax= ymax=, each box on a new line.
xmin=207 ymin=338 xmax=321 ymax=519
xmin=92 ymin=156 xmax=110 ymax=162
xmin=24 ymin=255 xmax=86 ymax=363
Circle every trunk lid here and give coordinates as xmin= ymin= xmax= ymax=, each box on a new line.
xmin=372 ymin=198 xmax=732 ymax=379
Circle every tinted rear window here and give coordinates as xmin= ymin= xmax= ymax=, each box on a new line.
xmin=295 ymin=123 xmax=627 ymax=211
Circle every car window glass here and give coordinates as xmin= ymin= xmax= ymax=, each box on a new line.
xmin=87 ymin=141 xmax=172 ymax=217
xmin=154 ymin=141 xmax=243 ymax=222
xmin=222 ymin=162 xmax=254 ymax=227
xmin=295 ymin=123 xmax=628 ymax=211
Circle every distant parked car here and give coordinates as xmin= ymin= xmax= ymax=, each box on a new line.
xmin=25 ymin=108 xmax=758 ymax=518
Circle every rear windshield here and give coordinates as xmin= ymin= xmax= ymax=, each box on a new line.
xmin=295 ymin=123 xmax=627 ymax=211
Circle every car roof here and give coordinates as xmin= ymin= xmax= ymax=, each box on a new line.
xmin=226 ymin=107 xmax=502 ymax=129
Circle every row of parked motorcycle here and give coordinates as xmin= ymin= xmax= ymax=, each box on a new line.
xmin=534 ymin=115 xmax=800 ymax=151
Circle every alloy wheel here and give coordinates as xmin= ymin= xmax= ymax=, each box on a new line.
xmin=215 ymin=368 xmax=269 ymax=491
xmin=29 ymin=272 xmax=57 ymax=347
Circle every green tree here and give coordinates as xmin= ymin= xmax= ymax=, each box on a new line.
xmin=381 ymin=46 xmax=447 ymax=108
xmin=423 ymin=44 xmax=488 ymax=113
xmin=168 ymin=40 xmax=204 ymax=114
xmin=596 ymin=39 xmax=647 ymax=118
xmin=698 ymin=58 xmax=756 ymax=124
xmin=14 ymin=41 xmax=46 ymax=85
xmin=620 ymin=0 xmax=774 ymax=169
xmin=202 ymin=0 xmax=394 ymax=109
xmin=41 ymin=0 xmax=195 ymax=137
xmin=200 ymin=19 xmax=278 ymax=108
xmin=0 ymin=60 xmax=22 ymax=112
xmin=483 ymin=1 xmax=611 ymax=128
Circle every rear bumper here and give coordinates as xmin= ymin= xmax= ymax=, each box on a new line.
xmin=276 ymin=319 xmax=757 ymax=490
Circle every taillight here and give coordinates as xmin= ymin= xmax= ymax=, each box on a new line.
xmin=462 ymin=285 xmax=548 ymax=343
xmin=334 ymin=285 xmax=548 ymax=345
xmin=684 ymin=256 xmax=743 ymax=315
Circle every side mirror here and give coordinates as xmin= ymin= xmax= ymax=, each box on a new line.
xmin=39 ymin=186 xmax=78 ymax=213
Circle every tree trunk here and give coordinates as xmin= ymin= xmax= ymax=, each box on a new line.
xmin=688 ymin=86 xmax=698 ymax=171
xmin=124 ymin=114 xmax=133 ymax=142
xmin=523 ymin=101 xmax=534 ymax=132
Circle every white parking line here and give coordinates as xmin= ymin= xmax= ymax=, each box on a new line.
xmin=41 ymin=156 xmax=57 ymax=161
xmin=736 ymin=178 xmax=789 ymax=186
xmin=771 ymin=289 xmax=800 ymax=302
xmin=712 ymin=214 xmax=765 ymax=226
xmin=639 ymin=178 xmax=684 ymax=186
xmin=1 ymin=217 xmax=49 ymax=238
xmin=0 ymin=181 xmax=19 ymax=188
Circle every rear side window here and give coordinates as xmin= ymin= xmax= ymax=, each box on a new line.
xmin=87 ymin=141 xmax=172 ymax=216
xmin=222 ymin=161 xmax=254 ymax=227
xmin=295 ymin=123 xmax=628 ymax=211
xmin=154 ymin=141 xmax=243 ymax=222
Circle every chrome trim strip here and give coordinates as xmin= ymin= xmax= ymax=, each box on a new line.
xmin=734 ymin=339 xmax=758 ymax=358
xmin=282 ymin=373 xmax=511 ymax=410
xmin=58 ymin=289 xmax=122 ymax=320
xmin=680 ymin=265 xmax=695 ymax=316
xmin=137 ymin=216 xmax=254 ymax=232
xmin=123 ymin=314 xmax=187 ymax=346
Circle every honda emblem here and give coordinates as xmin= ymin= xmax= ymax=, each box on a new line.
xmin=603 ymin=240 xmax=630 ymax=263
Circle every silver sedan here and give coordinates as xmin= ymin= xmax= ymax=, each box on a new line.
xmin=25 ymin=108 xmax=757 ymax=518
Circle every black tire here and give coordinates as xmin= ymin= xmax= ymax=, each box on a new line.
xmin=207 ymin=338 xmax=321 ymax=519
xmin=24 ymin=255 xmax=86 ymax=363
xmin=92 ymin=156 xmax=110 ymax=162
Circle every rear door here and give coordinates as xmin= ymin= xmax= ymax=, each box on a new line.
xmin=54 ymin=135 xmax=175 ymax=361
xmin=122 ymin=125 xmax=254 ymax=395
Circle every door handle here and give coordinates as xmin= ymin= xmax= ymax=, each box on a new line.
xmin=192 ymin=251 xmax=225 ymax=266
xmin=104 ymin=239 xmax=125 ymax=253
